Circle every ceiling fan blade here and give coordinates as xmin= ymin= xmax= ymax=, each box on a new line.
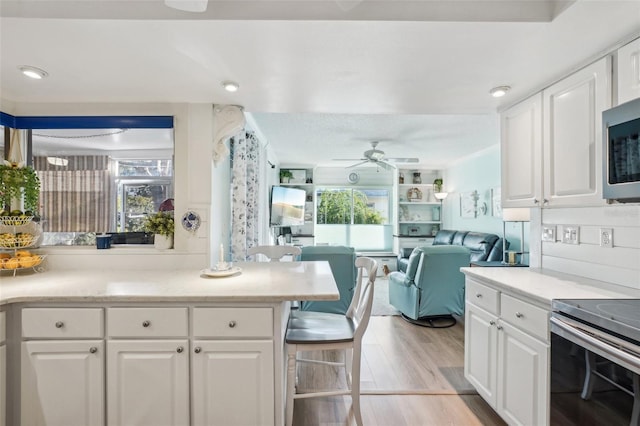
xmin=375 ymin=160 xmax=396 ymax=170
xmin=164 ymin=0 xmax=208 ymax=12
xmin=386 ymin=157 xmax=419 ymax=163
xmin=333 ymin=158 xmax=367 ymax=161
xmin=346 ymin=160 xmax=370 ymax=168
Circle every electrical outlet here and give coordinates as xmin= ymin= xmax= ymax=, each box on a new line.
xmin=542 ymin=226 xmax=556 ymax=242
xmin=561 ymin=226 xmax=579 ymax=245
xmin=600 ymin=228 xmax=613 ymax=248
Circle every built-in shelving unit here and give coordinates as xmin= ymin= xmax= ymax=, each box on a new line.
xmin=277 ymin=168 xmax=314 ymax=245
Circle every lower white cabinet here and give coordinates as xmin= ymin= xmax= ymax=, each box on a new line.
xmin=192 ymin=340 xmax=274 ymax=426
xmin=464 ymin=278 xmax=550 ymax=426
xmin=106 ymin=340 xmax=190 ymax=426
xmin=21 ymin=340 xmax=105 ymax=426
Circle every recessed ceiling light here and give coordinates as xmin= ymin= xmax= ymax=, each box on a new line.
xmin=222 ymin=81 xmax=240 ymax=92
xmin=19 ymin=65 xmax=48 ymax=80
xmin=489 ymin=86 xmax=510 ymax=98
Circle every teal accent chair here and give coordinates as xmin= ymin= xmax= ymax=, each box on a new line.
xmin=388 ymin=245 xmax=470 ymax=322
xmin=299 ymin=246 xmax=357 ymax=315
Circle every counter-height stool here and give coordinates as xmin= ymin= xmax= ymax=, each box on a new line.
xmin=285 ymin=257 xmax=377 ymax=426
xmin=246 ymin=245 xmax=301 ymax=262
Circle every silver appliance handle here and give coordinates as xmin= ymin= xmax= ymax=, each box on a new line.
xmin=551 ymin=315 xmax=640 ymax=375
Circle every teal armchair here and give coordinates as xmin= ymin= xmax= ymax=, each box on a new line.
xmin=299 ymin=245 xmax=357 ymax=314
xmin=388 ymin=245 xmax=470 ymax=323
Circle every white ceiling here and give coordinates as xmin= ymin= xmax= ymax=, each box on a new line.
xmin=1 ymin=0 xmax=639 ymax=168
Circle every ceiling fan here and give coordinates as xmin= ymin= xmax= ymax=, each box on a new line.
xmin=334 ymin=141 xmax=419 ymax=170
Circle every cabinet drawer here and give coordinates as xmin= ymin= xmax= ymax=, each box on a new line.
xmin=501 ymin=294 xmax=549 ymax=342
xmin=0 ymin=311 xmax=5 ymax=343
xmin=108 ymin=307 xmax=188 ymax=337
xmin=22 ymin=308 xmax=104 ymax=338
xmin=466 ymin=279 xmax=499 ymax=315
xmin=193 ymin=308 xmax=273 ymax=338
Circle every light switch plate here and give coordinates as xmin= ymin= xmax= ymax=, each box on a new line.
xmin=600 ymin=228 xmax=613 ymax=248
xmin=542 ymin=226 xmax=556 ymax=242
xmin=561 ymin=226 xmax=579 ymax=245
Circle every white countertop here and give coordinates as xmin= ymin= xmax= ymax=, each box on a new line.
xmin=462 ymin=267 xmax=640 ymax=307
xmin=0 ymin=261 xmax=340 ymax=306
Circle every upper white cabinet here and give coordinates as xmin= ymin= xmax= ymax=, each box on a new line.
xmin=502 ymin=56 xmax=612 ymax=208
xmin=543 ymin=56 xmax=611 ymax=207
xmin=501 ymin=93 xmax=543 ymax=207
xmin=617 ymin=37 xmax=640 ymax=104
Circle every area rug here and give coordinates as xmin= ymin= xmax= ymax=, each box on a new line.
xmin=371 ymin=276 xmax=400 ymax=316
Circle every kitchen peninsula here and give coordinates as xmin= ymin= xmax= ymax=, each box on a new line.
xmin=0 ymin=261 xmax=339 ymax=426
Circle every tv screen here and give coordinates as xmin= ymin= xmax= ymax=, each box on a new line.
xmin=270 ymin=186 xmax=306 ymax=227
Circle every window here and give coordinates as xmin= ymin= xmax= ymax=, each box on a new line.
xmin=315 ymin=187 xmax=392 ymax=251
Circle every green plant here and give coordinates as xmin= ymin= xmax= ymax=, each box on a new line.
xmin=279 ymin=170 xmax=293 ymax=179
xmin=433 ymin=178 xmax=443 ymax=193
xmin=0 ymin=161 xmax=41 ymax=212
xmin=143 ymin=211 xmax=175 ymax=237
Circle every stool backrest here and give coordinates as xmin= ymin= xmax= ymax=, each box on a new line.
xmin=247 ymin=245 xmax=301 ymax=262
xmin=347 ymin=257 xmax=378 ymax=340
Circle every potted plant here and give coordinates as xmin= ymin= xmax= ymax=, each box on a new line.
xmin=433 ymin=178 xmax=444 ymax=193
xmin=0 ymin=161 xmax=41 ymax=214
xmin=279 ymin=170 xmax=293 ymax=183
xmin=144 ymin=211 xmax=175 ymax=249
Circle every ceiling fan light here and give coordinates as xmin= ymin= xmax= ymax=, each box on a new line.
xmin=222 ymin=81 xmax=240 ymax=92
xmin=19 ymin=65 xmax=48 ymax=79
xmin=489 ymin=86 xmax=510 ymax=98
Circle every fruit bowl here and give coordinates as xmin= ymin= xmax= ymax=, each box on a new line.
xmin=0 ymin=215 xmax=34 ymax=226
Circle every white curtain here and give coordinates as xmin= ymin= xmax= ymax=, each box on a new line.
xmin=230 ymin=132 xmax=263 ymax=261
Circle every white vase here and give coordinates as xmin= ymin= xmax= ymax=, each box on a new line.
xmin=154 ymin=234 xmax=173 ymax=250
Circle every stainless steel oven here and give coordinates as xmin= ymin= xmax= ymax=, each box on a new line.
xmin=550 ymin=299 xmax=640 ymax=426
xmin=603 ymin=97 xmax=640 ymax=203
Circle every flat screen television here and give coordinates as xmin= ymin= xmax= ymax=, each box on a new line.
xmin=270 ymin=186 xmax=306 ymax=227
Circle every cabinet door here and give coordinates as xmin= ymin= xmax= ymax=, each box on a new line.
xmin=192 ymin=340 xmax=274 ymax=426
xmin=501 ymin=93 xmax=543 ymax=207
xmin=543 ymin=56 xmax=611 ymax=207
xmin=0 ymin=345 xmax=5 ymax=426
xmin=464 ymin=303 xmax=499 ymax=408
xmin=107 ymin=339 xmax=189 ymax=426
xmin=21 ymin=340 xmax=105 ymax=426
xmin=497 ymin=321 xmax=549 ymax=426
xmin=617 ymin=37 xmax=640 ymax=104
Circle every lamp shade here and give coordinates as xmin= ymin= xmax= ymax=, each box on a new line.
xmin=502 ymin=208 xmax=530 ymax=222
xmin=434 ymin=192 xmax=449 ymax=200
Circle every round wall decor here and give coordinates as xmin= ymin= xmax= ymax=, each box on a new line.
xmin=348 ymin=172 xmax=360 ymax=184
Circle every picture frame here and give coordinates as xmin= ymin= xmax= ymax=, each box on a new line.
xmin=491 ymin=187 xmax=502 ymax=217
xmin=290 ymin=169 xmax=307 ymax=184
xmin=460 ymin=191 xmax=478 ymax=218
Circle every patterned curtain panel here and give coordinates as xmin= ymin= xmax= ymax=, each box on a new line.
xmin=33 ymin=156 xmax=112 ymax=232
xmin=230 ymin=132 xmax=262 ymax=261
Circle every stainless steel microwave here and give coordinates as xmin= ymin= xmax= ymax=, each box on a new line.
xmin=603 ymin=97 xmax=640 ymax=202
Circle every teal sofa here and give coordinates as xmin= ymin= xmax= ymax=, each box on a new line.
xmin=388 ymin=245 xmax=470 ymax=321
xmin=299 ymin=245 xmax=357 ymax=314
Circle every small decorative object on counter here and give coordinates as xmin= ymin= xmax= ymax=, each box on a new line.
xmin=0 ymin=214 xmax=45 ymax=276
xmin=96 ymin=234 xmax=112 ymax=249
xmin=413 ymin=172 xmax=422 ymax=184
xmin=144 ymin=211 xmax=175 ymax=250
xmin=399 ymin=173 xmax=404 ymax=184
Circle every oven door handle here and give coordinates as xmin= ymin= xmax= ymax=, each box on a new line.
xmin=550 ymin=316 xmax=640 ymax=375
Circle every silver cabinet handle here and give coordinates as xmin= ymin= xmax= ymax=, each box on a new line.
xmin=489 ymin=320 xmax=495 ymax=326
xmin=194 ymin=347 xmax=202 ymax=354
xmin=515 ymin=312 xmax=524 ymax=318
xmin=89 ymin=347 xmax=98 ymax=354
xmin=142 ymin=320 xmax=151 ymax=327
xmin=497 ymin=325 xmax=503 ymax=330
xmin=228 ymin=321 xmax=237 ymax=328
xmin=176 ymin=346 xmax=184 ymax=353
xmin=543 ymin=199 xmax=549 ymax=205
xmin=55 ymin=321 xmax=64 ymax=328
xmin=533 ymin=198 xmax=539 ymax=204
xmin=475 ymin=293 xmax=482 ymax=298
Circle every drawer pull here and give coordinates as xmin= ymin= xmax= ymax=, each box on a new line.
xmin=489 ymin=320 xmax=495 ymax=326
xmin=176 ymin=346 xmax=184 ymax=353
xmin=142 ymin=320 xmax=151 ymax=328
xmin=515 ymin=312 xmax=524 ymax=319
xmin=497 ymin=325 xmax=503 ymax=330
xmin=55 ymin=321 xmax=64 ymax=328
xmin=476 ymin=293 xmax=482 ymax=298
xmin=89 ymin=347 xmax=98 ymax=354
xmin=194 ymin=347 xmax=202 ymax=354
xmin=229 ymin=321 xmax=237 ymax=328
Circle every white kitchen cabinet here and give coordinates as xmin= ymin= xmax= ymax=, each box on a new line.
xmin=464 ymin=278 xmax=550 ymax=426
xmin=542 ymin=56 xmax=611 ymax=207
xmin=191 ymin=340 xmax=274 ymax=426
xmin=501 ymin=93 xmax=543 ymax=208
xmin=21 ymin=340 xmax=105 ymax=426
xmin=106 ymin=340 xmax=189 ymax=426
xmin=617 ymin=37 xmax=640 ymax=104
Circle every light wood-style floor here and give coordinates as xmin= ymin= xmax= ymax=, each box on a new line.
xmin=292 ymin=315 xmax=506 ymax=426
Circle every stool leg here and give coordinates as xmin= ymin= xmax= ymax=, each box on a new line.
xmin=581 ymin=350 xmax=597 ymax=400
xmin=286 ymin=346 xmax=297 ymax=426
xmin=631 ymin=373 xmax=639 ymax=426
xmin=351 ymin=343 xmax=363 ymax=426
